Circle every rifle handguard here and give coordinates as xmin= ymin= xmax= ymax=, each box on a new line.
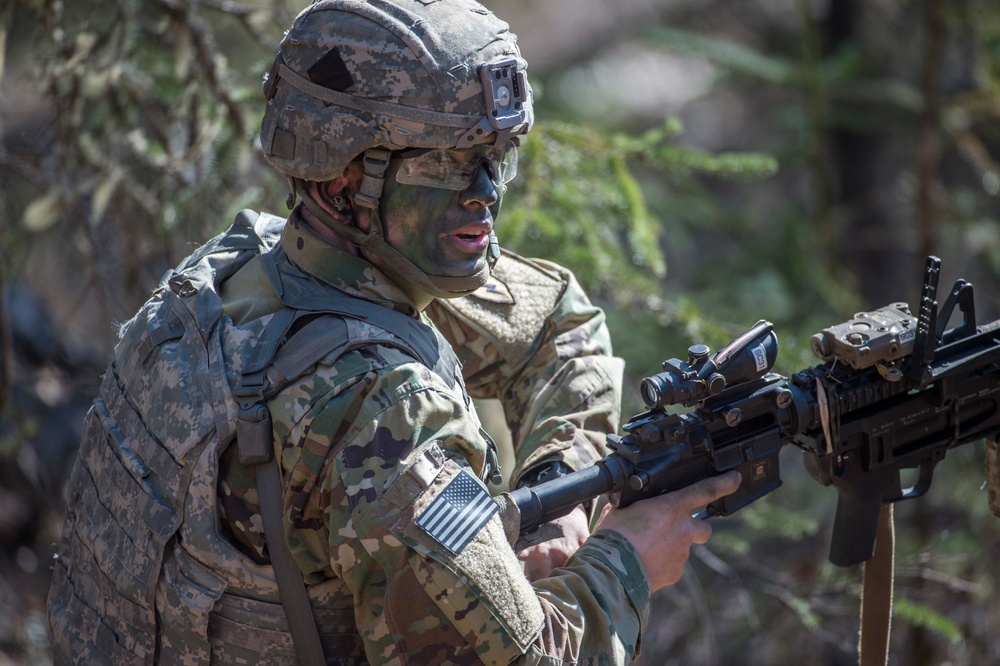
xmin=508 ymin=458 xmax=631 ymax=534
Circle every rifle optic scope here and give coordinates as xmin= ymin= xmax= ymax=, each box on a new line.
xmin=640 ymin=320 xmax=779 ymax=410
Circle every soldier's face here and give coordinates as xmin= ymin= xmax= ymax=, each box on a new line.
xmin=377 ymin=158 xmax=501 ymax=278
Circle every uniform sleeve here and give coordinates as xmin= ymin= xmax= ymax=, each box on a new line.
xmin=426 ymin=251 xmax=624 ymax=485
xmin=297 ymin=359 xmax=649 ymax=664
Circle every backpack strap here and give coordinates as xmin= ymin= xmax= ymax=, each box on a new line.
xmin=260 ymin=243 xmax=447 ymax=363
xmin=231 ymin=299 xmax=454 ymax=666
xmin=231 ymin=309 xmax=327 ymax=666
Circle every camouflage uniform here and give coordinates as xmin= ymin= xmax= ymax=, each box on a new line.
xmin=213 ymin=211 xmax=649 ymax=663
xmin=426 ymin=259 xmax=621 ymax=485
xmin=51 ymin=0 xmax=655 ymax=662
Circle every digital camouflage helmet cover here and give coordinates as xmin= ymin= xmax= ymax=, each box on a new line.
xmin=259 ymin=0 xmax=533 ymax=297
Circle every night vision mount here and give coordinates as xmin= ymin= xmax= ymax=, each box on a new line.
xmin=475 ymin=58 xmax=530 ymax=145
xmin=809 ymin=256 xmax=977 ymax=384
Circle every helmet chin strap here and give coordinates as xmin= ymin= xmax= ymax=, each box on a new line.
xmin=294 ymin=158 xmax=499 ymax=302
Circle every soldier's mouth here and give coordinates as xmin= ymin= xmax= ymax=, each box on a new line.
xmin=443 ymin=222 xmax=492 ymax=254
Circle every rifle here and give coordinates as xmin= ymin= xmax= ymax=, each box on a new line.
xmin=509 ymin=256 xmax=1000 ymax=566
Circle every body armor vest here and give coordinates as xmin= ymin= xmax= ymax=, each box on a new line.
xmin=47 ymin=210 xmax=469 ymax=664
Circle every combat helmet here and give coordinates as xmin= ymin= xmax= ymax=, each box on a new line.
xmin=259 ymin=0 xmax=534 ymax=298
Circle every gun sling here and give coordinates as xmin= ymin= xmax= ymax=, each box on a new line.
xmin=858 ymin=504 xmax=894 ymax=666
xmin=988 ymin=439 xmax=1000 ymax=517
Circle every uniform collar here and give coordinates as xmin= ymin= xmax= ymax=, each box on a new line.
xmin=280 ymin=211 xmax=420 ymax=317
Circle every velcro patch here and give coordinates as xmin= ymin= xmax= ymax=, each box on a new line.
xmin=308 ymin=47 xmax=354 ymax=92
xmin=472 ymin=274 xmax=515 ymax=305
xmin=442 ymin=251 xmax=566 ymax=363
xmin=416 ymin=468 xmax=498 ymax=555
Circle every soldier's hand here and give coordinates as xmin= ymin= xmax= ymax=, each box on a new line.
xmin=518 ymin=504 xmax=590 ymax=581
xmin=594 ymin=471 xmax=741 ymax=592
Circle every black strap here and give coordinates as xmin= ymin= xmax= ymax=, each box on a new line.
xmin=264 ymin=317 xmax=350 ymax=390
xmin=259 ymin=242 xmax=446 ymax=371
xmin=257 ymin=459 xmax=327 ymax=666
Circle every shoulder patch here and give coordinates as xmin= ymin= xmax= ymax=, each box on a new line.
xmin=442 ymin=251 xmax=567 ymax=362
xmin=415 ymin=468 xmax=498 ymax=555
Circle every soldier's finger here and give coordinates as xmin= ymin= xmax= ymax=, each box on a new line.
xmin=689 ymin=517 xmax=714 ymax=545
xmin=672 ymin=471 xmax=741 ymax=512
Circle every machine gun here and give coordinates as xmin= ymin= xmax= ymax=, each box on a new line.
xmin=509 ymin=257 xmax=1000 ymax=566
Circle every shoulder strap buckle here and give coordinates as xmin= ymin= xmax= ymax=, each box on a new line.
xmin=234 ymin=383 xmax=274 ymax=466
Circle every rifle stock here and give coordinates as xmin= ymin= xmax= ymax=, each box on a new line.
xmin=508 ymin=257 xmax=1000 ymax=566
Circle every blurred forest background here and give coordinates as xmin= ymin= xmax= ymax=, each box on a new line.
xmin=2 ymin=0 xmax=1000 ymax=663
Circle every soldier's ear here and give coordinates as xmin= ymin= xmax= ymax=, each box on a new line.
xmin=327 ymin=160 xmax=365 ymax=198
xmin=322 ymin=171 xmax=353 ymax=200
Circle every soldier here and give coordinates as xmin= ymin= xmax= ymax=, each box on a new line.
xmin=47 ymin=0 xmax=739 ymax=664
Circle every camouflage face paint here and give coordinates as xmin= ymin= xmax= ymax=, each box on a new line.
xmin=378 ymin=158 xmax=502 ymax=279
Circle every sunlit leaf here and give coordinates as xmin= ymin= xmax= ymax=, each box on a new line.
xmin=92 ymin=168 xmax=124 ymax=223
xmin=21 ymin=189 xmax=67 ymax=232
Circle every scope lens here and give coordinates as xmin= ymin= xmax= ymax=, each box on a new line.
xmin=640 ymin=375 xmax=666 ymax=409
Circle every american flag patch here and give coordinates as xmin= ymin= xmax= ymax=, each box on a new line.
xmin=416 ymin=468 xmax=499 ymax=554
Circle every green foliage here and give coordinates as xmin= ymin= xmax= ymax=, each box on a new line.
xmin=502 ymin=118 xmax=777 ymax=309
xmin=613 ymin=120 xmax=779 ymax=179
xmin=3 ymin=1 xmax=1000 ymax=664
xmin=501 ymin=120 xmax=663 ymax=301
xmin=894 ymin=598 xmax=964 ymax=644
xmin=3 ymin=0 xmax=289 ymax=323
xmin=784 ymin=593 xmax=822 ymax=631
xmin=0 ymin=404 xmax=37 ymax=458
xmin=645 ymin=26 xmax=800 ymax=86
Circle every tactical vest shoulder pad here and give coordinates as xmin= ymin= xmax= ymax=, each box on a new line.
xmin=440 ymin=249 xmax=567 ymax=362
